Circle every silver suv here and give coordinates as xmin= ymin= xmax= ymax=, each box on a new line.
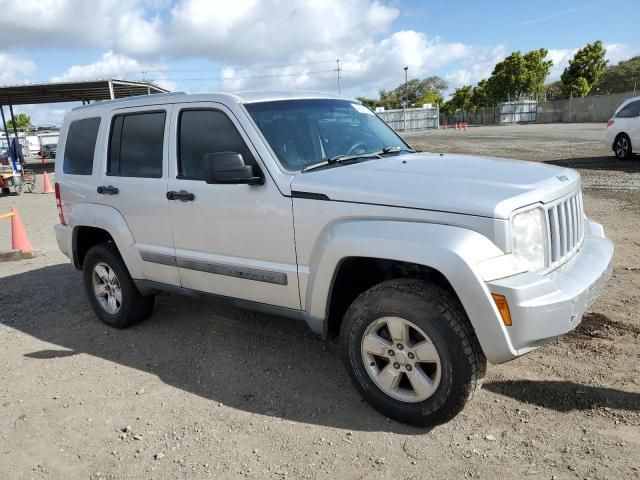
xmin=54 ymin=92 xmax=613 ymax=426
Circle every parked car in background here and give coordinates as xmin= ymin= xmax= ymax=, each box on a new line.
xmin=40 ymin=143 xmax=57 ymax=159
xmin=607 ymin=96 xmax=640 ymax=160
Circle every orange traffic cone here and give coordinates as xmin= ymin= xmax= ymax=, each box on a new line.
xmin=10 ymin=207 xmax=33 ymax=253
xmin=42 ymin=171 xmax=54 ymax=194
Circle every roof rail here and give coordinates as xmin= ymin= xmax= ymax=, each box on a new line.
xmin=72 ymin=91 xmax=186 ymax=111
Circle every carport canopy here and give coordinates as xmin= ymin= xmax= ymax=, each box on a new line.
xmin=0 ymin=79 xmax=168 ymax=105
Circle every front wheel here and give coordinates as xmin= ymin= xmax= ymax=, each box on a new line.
xmin=340 ymin=279 xmax=486 ymax=426
xmin=82 ymin=242 xmax=154 ymax=328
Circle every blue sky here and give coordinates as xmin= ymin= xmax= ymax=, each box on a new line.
xmin=0 ymin=0 xmax=638 ymax=124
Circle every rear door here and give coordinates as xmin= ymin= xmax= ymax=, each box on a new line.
xmin=616 ymin=99 xmax=640 ymax=150
xmin=628 ymin=101 xmax=640 ymax=150
xmin=166 ymin=102 xmax=300 ymax=309
xmin=97 ymin=105 xmax=180 ymax=286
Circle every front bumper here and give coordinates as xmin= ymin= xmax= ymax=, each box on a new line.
xmin=487 ymin=219 xmax=613 ymax=359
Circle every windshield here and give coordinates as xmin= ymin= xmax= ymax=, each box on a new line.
xmin=244 ymin=99 xmax=411 ymax=171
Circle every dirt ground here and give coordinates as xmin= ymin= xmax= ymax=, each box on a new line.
xmin=0 ymin=123 xmax=638 ymax=480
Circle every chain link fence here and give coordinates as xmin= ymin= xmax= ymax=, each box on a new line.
xmin=439 ymin=90 xmax=638 ymax=126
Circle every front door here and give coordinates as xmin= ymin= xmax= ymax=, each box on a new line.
xmin=166 ymin=102 xmax=300 ymax=309
xmin=97 ymin=105 xmax=180 ymax=286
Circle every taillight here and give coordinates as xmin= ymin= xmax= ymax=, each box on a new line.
xmin=607 ymin=119 xmax=615 ymax=127
xmin=54 ymin=182 xmax=65 ymax=225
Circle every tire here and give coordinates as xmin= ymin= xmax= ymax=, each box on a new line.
xmin=82 ymin=242 xmax=154 ymax=328
xmin=340 ymin=279 xmax=486 ymax=427
xmin=614 ymin=133 xmax=633 ymax=160
xmin=15 ymin=185 xmax=23 ymax=195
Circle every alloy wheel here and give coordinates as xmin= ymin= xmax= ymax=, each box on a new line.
xmin=361 ymin=316 xmax=442 ymax=403
xmin=92 ymin=262 xmax=122 ymax=314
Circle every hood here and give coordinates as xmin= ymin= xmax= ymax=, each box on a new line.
xmin=290 ymin=153 xmax=580 ymax=219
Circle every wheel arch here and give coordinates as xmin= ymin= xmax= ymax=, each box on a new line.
xmin=72 ymin=225 xmax=114 ymax=269
xmin=302 ymin=220 xmax=518 ymax=363
xmin=68 ymin=203 xmax=143 ymax=278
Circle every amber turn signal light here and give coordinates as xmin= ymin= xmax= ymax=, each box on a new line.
xmin=492 ymin=293 xmax=512 ymax=327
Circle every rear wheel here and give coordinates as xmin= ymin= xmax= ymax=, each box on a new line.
xmin=614 ymin=133 xmax=632 ymax=160
xmin=340 ymin=279 xmax=486 ymax=426
xmin=82 ymin=242 xmax=154 ymax=328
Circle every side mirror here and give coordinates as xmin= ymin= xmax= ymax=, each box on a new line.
xmin=203 ymin=152 xmax=263 ymax=185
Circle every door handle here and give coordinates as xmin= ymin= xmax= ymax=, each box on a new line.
xmin=167 ymin=190 xmax=195 ymax=202
xmin=97 ymin=185 xmax=119 ymax=195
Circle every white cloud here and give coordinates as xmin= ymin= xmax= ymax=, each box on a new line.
xmin=18 ymin=104 xmax=74 ymax=126
xmin=545 ymin=48 xmax=578 ymax=82
xmin=444 ymin=45 xmax=507 ymax=89
xmin=218 ymin=31 xmax=495 ymax=97
xmin=545 ymin=43 xmax=639 ymax=83
xmin=2 ymin=0 xmax=638 ymax=103
xmin=51 ymin=51 xmax=166 ymax=82
xmin=0 ymin=53 xmax=36 ymax=84
xmin=169 ymin=0 xmax=399 ymax=62
xmin=0 ymin=0 xmax=163 ymax=56
xmin=605 ymin=43 xmax=640 ymax=66
xmin=115 ymin=9 xmax=164 ymax=55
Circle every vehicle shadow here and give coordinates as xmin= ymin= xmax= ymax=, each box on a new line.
xmin=484 ymin=380 xmax=640 ymax=412
xmin=0 ymin=264 xmax=425 ymax=434
xmin=546 ymin=156 xmax=640 ymax=173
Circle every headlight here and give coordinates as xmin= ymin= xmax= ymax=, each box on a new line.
xmin=511 ymin=207 xmax=546 ymax=272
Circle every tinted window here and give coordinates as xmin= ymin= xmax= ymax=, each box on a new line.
xmin=63 ymin=118 xmax=100 ymax=175
xmin=109 ymin=111 xmax=165 ymax=177
xmin=616 ymin=100 xmax=640 ymax=118
xmin=178 ymin=109 xmax=256 ymax=179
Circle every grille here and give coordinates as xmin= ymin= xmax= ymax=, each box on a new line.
xmin=546 ymin=191 xmax=584 ymax=268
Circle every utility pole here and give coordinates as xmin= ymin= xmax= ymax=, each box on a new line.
xmin=335 ymin=59 xmax=342 ymax=95
xmin=403 ymin=66 xmax=408 ymax=132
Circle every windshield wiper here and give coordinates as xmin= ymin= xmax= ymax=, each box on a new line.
xmin=301 ymin=146 xmax=415 ymax=173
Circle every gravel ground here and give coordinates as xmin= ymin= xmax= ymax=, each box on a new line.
xmin=1 ymin=123 xmax=639 ymax=480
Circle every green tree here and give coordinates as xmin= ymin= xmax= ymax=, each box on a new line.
xmin=471 ymin=79 xmax=492 ymax=109
xmin=596 ymin=56 xmax=640 ymax=94
xmin=544 ymin=80 xmax=564 ymax=100
xmin=487 ymin=49 xmax=552 ymax=102
xmin=442 ymin=85 xmax=475 ymax=120
xmin=564 ymin=76 xmax=591 ymax=98
xmin=416 ymin=89 xmax=444 ymax=107
xmin=355 ymin=97 xmax=378 ymax=109
xmin=5 ymin=113 xmax=32 ymax=131
xmin=378 ymin=76 xmax=448 ymax=109
xmin=561 ymin=41 xmax=607 ymax=97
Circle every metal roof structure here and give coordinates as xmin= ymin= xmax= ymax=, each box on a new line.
xmin=0 ymin=79 xmax=168 ymax=105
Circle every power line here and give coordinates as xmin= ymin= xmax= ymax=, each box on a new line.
xmin=139 ymin=59 xmax=337 ymax=75
xmin=150 ymin=69 xmax=337 ymax=82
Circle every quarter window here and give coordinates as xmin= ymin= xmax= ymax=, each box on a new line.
xmin=63 ymin=117 xmax=100 ymax=175
xmin=178 ymin=109 xmax=256 ymax=179
xmin=108 ymin=111 xmax=165 ymax=178
xmin=616 ymin=100 xmax=640 ymax=118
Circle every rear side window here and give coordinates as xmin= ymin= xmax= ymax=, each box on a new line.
xmin=108 ymin=111 xmax=165 ymax=178
xmin=616 ymin=100 xmax=640 ymax=118
xmin=63 ymin=117 xmax=100 ymax=175
xmin=178 ymin=109 xmax=256 ymax=179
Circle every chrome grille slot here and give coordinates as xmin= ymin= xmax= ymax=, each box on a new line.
xmin=546 ymin=191 xmax=584 ymax=269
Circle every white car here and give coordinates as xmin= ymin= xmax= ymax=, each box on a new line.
xmin=606 ymin=95 xmax=640 ymax=160
xmin=54 ymin=91 xmax=613 ymax=426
